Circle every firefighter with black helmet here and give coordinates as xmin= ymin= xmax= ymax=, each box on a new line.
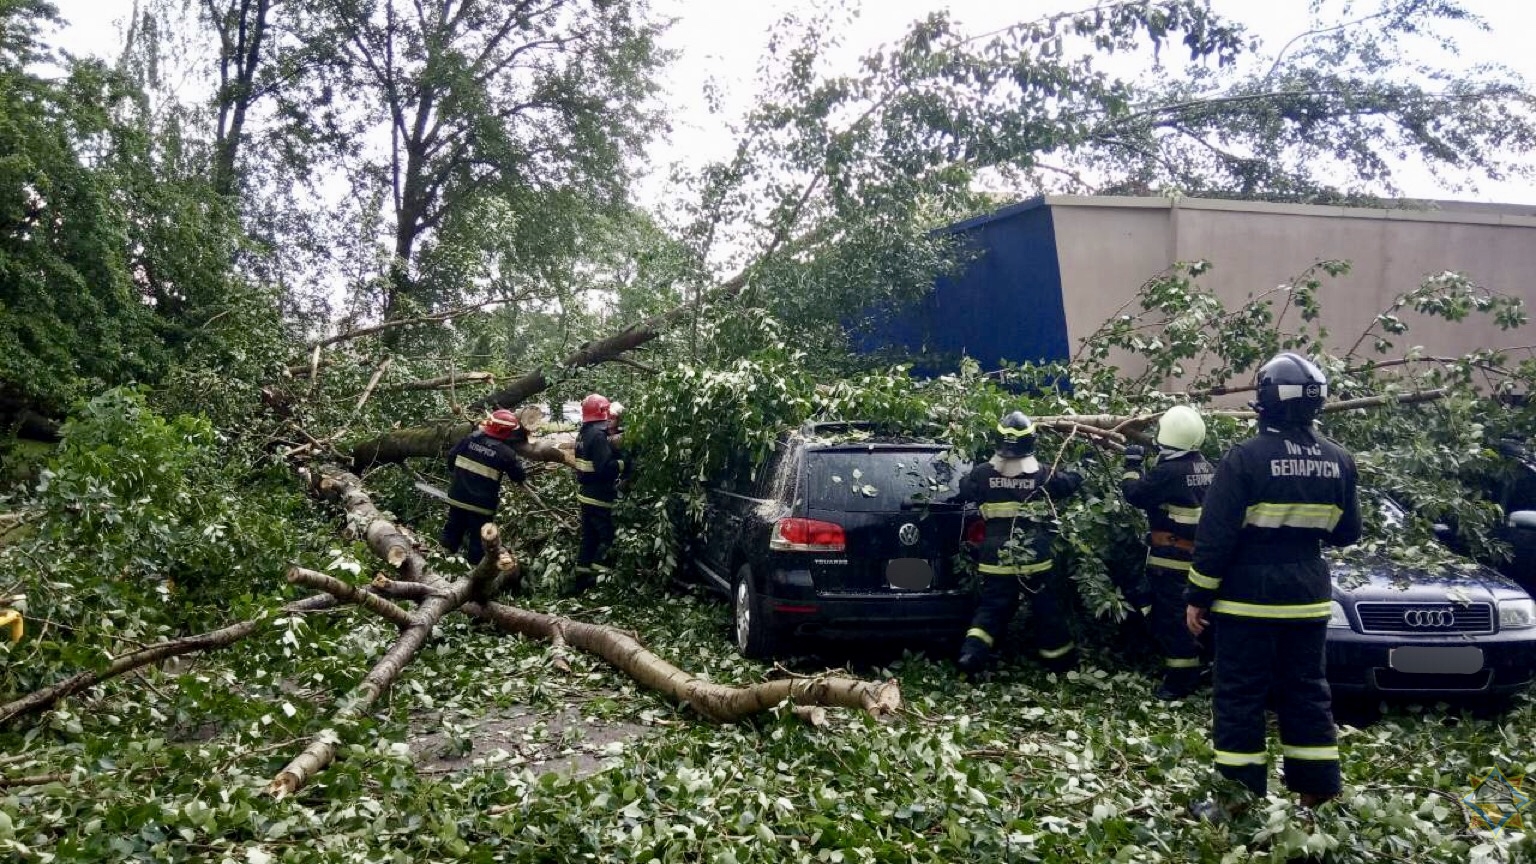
xmin=568 ymin=393 xmax=623 ymax=597
xmin=956 ymin=411 xmax=1085 ymax=675
xmin=1122 ymin=404 xmax=1214 ymax=700
xmin=1186 ymin=352 xmax=1361 ymax=812
xmin=442 ymin=409 xmax=528 ymax=565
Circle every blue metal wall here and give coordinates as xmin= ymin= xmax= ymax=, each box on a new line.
xmin=858 ymin=199 xmax=1070 ymax=376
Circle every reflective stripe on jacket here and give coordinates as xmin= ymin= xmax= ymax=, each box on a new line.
xmin=1122 ymin=450 xmax=1212 ymax=567
xmin=445 ymin=430 xmax=526 ymax=514
xmin=575 ymin=421 xmax=620 ymax=506
xmin=957 ymin=456 xmax=1083 ymax=576
xmin=1187 ymin=425 xmax=1361 ymax=618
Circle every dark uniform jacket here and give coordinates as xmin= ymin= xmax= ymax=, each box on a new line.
xmin=958 ymin=458 xmax=1084 ymax=575
xmin=1122 ymin=451 xmax=1214 ymax=571
xmin=574 ymin=421 xmax=621 ymax=508
xmin=1187 ymin=425 xmax=1361 ymax=620
xmin=446 ymin=430 xmax=526 ymax=515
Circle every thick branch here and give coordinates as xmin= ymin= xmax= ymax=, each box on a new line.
xmin=0 ymin=595 xmax=336 ymax=726
xmin=382 ymin=371 xmax=496 ymax=392
xmin=462 ymin=601 xmax=901 ymax=723
xmin=286 ymin=567 xmax=415 ymax=628
xmin=1033 ymin=388 xmax=1449 ymax=435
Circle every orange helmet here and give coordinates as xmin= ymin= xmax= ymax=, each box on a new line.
xmin=581 ymin=393 xmax=610 ymax=423
xmin=482 ymin=409 xmax=522 ymax=440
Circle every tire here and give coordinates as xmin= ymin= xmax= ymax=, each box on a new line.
xmin=733 ymin=564 xmax=779 ymax=659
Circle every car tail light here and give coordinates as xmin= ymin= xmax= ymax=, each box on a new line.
xmin=770 ymin=517 xmax=846 ymax=552
xmin=964 ymin=516 xmax=986 ymax=545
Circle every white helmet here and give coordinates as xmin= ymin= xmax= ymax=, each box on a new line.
xmin=1156 ymin=405 xmax=1206 ymax=451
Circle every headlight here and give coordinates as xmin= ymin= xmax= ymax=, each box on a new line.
xmin=1499 ymin=598 xmax=1536 ymax=630
xmin=1328 ymin=600 xmax=1351 ymax=630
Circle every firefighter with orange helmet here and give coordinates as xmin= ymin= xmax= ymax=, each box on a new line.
xmin=568 ymin=394 xmax=623 ymax=596
xmin=442 ymin=409 xmax=527 ymax=565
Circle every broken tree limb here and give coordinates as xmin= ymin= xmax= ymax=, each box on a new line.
xmin=0 ymin=595 xmax=337 ymax=726
xmin=369 ymin=576 xmax=449 ymax=602
xmin=1031 ymin=388 xmax=1449 ymax=435
xmin=461 ymin=600 xmax=902 ymax=723
xmin=294 ymin=299 xmax=506 ymax=358
xmin=286 ymin=567 xmax=416 ymax=629
xmin=352 ymin=357 xmax=394 ymax=413
xmin=271 ymin=476 xmax=516 ymax=793
xmin=381 ymin=371 xmax=496 ymax=392
xmin=306 ymin=463 xmax=902 ymax=732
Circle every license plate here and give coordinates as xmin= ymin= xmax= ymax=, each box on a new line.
xmin=886 ymin=559 xmax=933 ymax=590
xmin=1389 ymin=646 xmax=1484 ymax=674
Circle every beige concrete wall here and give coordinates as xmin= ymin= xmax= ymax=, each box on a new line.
xmin=1051 ymin=196 xmax=1536 ymax=386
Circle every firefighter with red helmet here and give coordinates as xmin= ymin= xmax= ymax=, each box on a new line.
xmin=955 ymin=411 xmax=1084 ymax=675
xmin=568 ymin=393 xmax=623 ymax=596
xmin=442 ymin=409 xmax=528 ymax=565
xmin=1186 ymin=352 xmax=1361 ymax=813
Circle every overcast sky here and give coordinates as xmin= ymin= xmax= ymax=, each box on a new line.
xmin=41 ymin=0 xmax=1536 ymax=206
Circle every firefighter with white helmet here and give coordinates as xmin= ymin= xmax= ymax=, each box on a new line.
xmin=1120 ymin=404 xmax=1214 ymax=699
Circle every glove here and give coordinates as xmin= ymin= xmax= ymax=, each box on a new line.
xmin=1123 ymin=444 xmax=1145 ymax=468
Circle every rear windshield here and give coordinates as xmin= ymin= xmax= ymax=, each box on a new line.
xmin=804 ymin=449 xmax=966 ymax=513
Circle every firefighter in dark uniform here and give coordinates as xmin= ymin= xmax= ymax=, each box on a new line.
xmin=1186 ymin=353 xmax=1361 ymax=811
xmin=1121 ymin=405 xmax=1214 ymax=700
xmin=442 ymin=409 xmax=528 ymax=565
xmin=568 ymin=393 xmax=623 ymax=597
xmin=956 ymin=411 xmax=1085 ymax=675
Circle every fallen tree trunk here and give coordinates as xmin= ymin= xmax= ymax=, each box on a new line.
xmin=461 ymin=600 xmax=901 ymax=723
xmin=348 ymin=422 xmax=573 ymax=473
xmin=0 ymin=595 xmax=337 ymax=726
xmin=350 ymin=240 xmax=784 ymax=471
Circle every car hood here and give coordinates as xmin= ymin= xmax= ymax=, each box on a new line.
xmin=1329 ymin=552 xmax=1528 ymax=604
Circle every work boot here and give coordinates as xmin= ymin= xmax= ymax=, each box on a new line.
xmin=1298 ymin=791 xmax=1336 ymax=810
xmin=1156 ymin=667 xmax=1202 ymax=701
xmin=562 ymin=568 xmax=596 ymax=599
xmin=957 ymin=637 xmax=991 ymax=675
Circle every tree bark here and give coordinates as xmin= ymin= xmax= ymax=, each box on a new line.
xmin=350 ymin=424 xmax=572 ymax=473
xmin=461 ymin=601 xmax=902 ymax=723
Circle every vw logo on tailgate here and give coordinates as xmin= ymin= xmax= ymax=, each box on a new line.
xmin=1403 ymin=608 xmax=1455 ymax=628
xmin=897 ymin=522 xmax=920 ymax=546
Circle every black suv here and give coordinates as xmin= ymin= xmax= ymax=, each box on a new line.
xmin=692 ymin=422 xmax=975 ymax=658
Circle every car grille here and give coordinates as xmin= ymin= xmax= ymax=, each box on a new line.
xmin=1354 ymin=602 xmax=1494 ymax=635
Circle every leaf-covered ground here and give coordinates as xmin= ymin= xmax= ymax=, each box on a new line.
xmin=3 ymin=578 xmax=1533 ymax=864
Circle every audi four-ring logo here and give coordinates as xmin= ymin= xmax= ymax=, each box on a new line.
xmin=1402 ymin=608 xmax=1455 ymax=628
xmin=898 ymin=523 xmax=920 ymax=546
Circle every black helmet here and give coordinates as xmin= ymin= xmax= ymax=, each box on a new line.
xmin=1253 ymin=352 xmax=1328 ymax=426
xmin=995 ymin=411 xmax=1036 ymax=458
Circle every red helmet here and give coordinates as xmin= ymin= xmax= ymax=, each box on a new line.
xmin=581 ymin=393 xmax=610 ymax=423
xmin=482 ymin=409 xmax=521 ymax=440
